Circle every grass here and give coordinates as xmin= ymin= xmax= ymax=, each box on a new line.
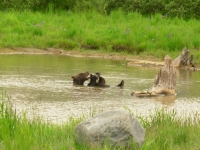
xmin=140 ymin=109 xmax=200 ymax=150
xmin=0 ymin=10 xmax=200 ymax=62
xmin=1 ymin=87 xmax=200 ymax=150
xmin=0 ymin=10 xmax=200 ymax=149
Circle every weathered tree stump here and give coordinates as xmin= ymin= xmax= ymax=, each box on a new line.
xmin=173 ymin=47 xmax=195 ymax=69
xmin=127 ymin=47 xmax=198 ymax=71
xmin=151 ymin=55 xmax=176 ymax=95
xmin=131 ymin=55 xmax=176 ymax=97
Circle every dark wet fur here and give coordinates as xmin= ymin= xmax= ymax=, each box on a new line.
xmin=95 ymin=76 xmax=110 ymax=87
xmin=88 ymin=74 xmax=98 ymax=86
xmin=117 ymin=80 xmax=124 ymax=88
xmin=71 ymin=71 xmax=90 ymax=85
xmin=94 ymin=72 xmax=110 ymax=87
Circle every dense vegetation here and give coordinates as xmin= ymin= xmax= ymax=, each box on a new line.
xmin=1 ymin=0 xmax=200 ymax=19
xmin=0 ymin=10 xmax=200 ymax=61
xmin=1 ymin=90 xmax=200 ymax=149
xmin=0 ymin=1 xmax=200 ymax=61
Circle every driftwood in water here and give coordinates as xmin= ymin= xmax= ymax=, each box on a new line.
xmin=131 ymin=91 xmax=162 ymax=97
xmin=151 ymin=55 xmax=176 ymax=94
xmin=131 ymin=55 xmax=176 ymax=97
xmin=173 ymin=47 xmax=195 ymax=68
xmin=127 ymin=47 xmax=197 ymax=70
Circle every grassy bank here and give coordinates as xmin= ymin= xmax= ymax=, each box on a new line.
xmin=0 ymin=10 xmax=200 ymax=62
xmin=0 ymin=98 xmax=200 ymax=149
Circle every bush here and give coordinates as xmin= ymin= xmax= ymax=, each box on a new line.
xmin=0 ymin=0 xmax=199 ymax=19
xmin=104 ymin=0 xmax=200 ymax=19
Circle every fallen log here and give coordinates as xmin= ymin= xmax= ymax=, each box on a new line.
xmin=131 ymin=91 xmax=164 ymax=97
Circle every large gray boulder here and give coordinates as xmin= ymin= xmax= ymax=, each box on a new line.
xmin=74 ymin=110 xmax=145 ymax=149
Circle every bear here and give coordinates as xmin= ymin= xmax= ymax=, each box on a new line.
xmin=94 ymin=72 xmax=110 ymax=87
xmin=117 ymin=80 xmax=124 ymax=88
xmin=91 ymin=72 xmax=124 ymax=88
xmin=87 ymin=74 xmax=99 ymax=86
xmin=71 ymin=71 xmax=90 ymax=85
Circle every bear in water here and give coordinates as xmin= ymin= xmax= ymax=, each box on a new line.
xmin=71 ymin=71 xmax=90 ymax=85
xmin=95 ymin=72 xmax=124 ymax=88
xmin=117 ymin=80 xmax=124 ymax=88
xmin=87 ymin=74 xmax=99 ymax=86
xmin=94 ymin=72 xmax=110 ymax=87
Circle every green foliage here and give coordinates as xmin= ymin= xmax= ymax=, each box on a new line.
xmin=0 ymin=0 xmax=200 ymax=19
xmin=104 ymin=0 xmax=200 ymax=19
xmin=140 ymin=109 xmax=200 ymax=150
xmin=0 ymin=90 xmax=17 ymax=148
xmin=0 ymin=10 xmax=200 ymax=61
xmin=164 ymin=0 xmax=200 ymax=19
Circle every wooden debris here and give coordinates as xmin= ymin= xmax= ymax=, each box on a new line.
xmin=132 ymin=55 xmax=177 ymax=97
xmin=173 ymin=47 xmax=195 ymax=68
xmin=127 ymin=47 xmax=199 ymax=70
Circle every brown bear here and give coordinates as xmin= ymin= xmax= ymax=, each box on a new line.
xmin=71 ymin=71 xmax=90 ymax=85
xmin=92 ymin=72 xmax=124 ymax=88
xmin=94 ymin=72 xmax=110 ymax=87
xmin=117 ymin=80 xmax=124 ymax=88
xmin=87 ymin=74 xmax=99 ymax=86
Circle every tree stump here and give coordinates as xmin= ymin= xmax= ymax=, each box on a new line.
xmin=173 ymin=47 xmax=195 ymax=68
xmin=131 ymin=55 xmax=176 ymax=97
xmin=151 ymin=55 xmax=176 ymax=95
xmin=127 ymin=47 xmax=198 ymax=71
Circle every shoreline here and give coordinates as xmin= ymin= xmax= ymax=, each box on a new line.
xmin=1 ymin=47 xmax=199 ymax=69
xmin=0 ymin=47 xmax=162 ymax=62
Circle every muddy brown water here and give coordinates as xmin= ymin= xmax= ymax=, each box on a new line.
xmin=0 ymin=54 xmax=200 ymax=124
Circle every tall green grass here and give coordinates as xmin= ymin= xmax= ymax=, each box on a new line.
xmin=0 ymin=10 xmax=200 ymax=61
xmin=140 ymin=109 xmax=200 ymax=150
xmin=0 ymin=87 xmax=200 ymax=150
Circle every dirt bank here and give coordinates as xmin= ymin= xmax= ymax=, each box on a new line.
xmin=0 ymin=47 xmax=161 ymax=62
xmin=1 ymin=47 xmax=199 ymax=69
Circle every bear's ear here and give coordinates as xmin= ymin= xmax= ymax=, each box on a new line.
xmin=71 ymin=76 xmax=75 ymax=79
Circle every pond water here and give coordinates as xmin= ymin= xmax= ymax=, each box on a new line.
xmin=0 ymin=54 xmax=200 ymax=124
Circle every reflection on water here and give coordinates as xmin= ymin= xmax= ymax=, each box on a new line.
xmin=0 ymin=55 xmax=200 ymax=124
xmin=154 ymin=95 xmax=176 ymax=105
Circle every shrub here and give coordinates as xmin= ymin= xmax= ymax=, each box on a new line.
xmin=0 ymin=0 xmax=199 ymax=19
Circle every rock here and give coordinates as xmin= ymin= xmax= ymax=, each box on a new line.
xmin=74 ymin=110 xmax=145 ymax=149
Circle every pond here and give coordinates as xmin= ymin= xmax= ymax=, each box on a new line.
xmin=0 ymin=54 xmax=200 ymax=124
